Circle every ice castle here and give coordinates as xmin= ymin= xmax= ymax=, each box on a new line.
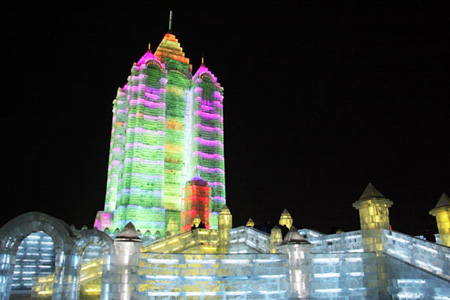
xmin=1 ymin=16 xmax=449 ymax=300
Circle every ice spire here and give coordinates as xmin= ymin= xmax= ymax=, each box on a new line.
xmin=359 ymin=182 xmax=385 ymax=200
xmin=168 ymin=10 xmax=173 ymax=32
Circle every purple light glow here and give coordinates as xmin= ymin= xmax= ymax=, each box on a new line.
xmin=208 ymin=182 xmax=225 ymax=187
xmin=194 ymin=65 xmax=218 ymax=82
xmin=129 ymin=99 xmax=165 ymax=109
xmin=194 ymin=124 xmax=223 ymax=135
xmin=194 ymin=110 xmax=223 ymax=122
xmin=194 ymin=137 xmax=223 ymax=147
xmin=201 ymin=104 xmax=215 ymax=112
xmin=136 ymin=51 xmax=165 ymax=68
xmin=192 ymin=151 xmax=224 ymax=160
xmin=195 ymin=166 xmax=225 ymax=174
xmin=213 ymin=101 xmax=223 ymax=109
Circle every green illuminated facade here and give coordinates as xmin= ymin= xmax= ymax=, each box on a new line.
xmin=95 ymin=32 xmax=225 ymax=236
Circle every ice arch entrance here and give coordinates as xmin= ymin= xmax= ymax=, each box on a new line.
xmin=11 ymin=231 xmax=55 ymax=299
xmin=0 ymin=212 xmax=75 ymax=300
xmin=69 ymin=229 xmax=113 ymax=300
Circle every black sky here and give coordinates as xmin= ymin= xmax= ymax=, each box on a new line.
xmin=3 ymin=1 xmax=449 ymax=237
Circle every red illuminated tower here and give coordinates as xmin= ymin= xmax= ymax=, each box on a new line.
xmin=180 ymin=177 xmax=211 ymax=232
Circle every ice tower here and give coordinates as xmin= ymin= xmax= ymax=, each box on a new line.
xmin=353 ymin=183 xmax=393 ymax=252
xmin=95 ymin=15 xmax=225 ymax=236
xmin=180 ymin=177 xmax=211 ymax=232
xmin=430 ymin=193 xmax=450 ymax=246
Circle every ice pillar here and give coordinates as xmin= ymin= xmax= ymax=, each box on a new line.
xmin=429 ymin=193 xmax=450 ymax=247
xmin=218 ymin=205 xmax=232 ymax=253
xmin=277 ymin=226 xmax=313 ymax=299
xmin=110 ymin=223 xmax=142 ymax=300
xmin=270 ymin=226 xmax=283 ymax=254
xmin=0 ymin=248 xmax=15 ymax=300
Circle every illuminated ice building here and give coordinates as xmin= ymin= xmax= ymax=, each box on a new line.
xmin=1 ymin=19 xmax=449 ymax=300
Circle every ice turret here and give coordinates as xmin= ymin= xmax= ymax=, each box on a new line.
xmin=270 ymin=226 xmax=282 ymax=253
xmin=353 ymin=183 xmax=393 ymax=253
xmin=278 ymin=226 xmax=313 ymax=299
xmin=246 ymin=218 xmax=255 ymax=227
xmin=111 ymin=222 xmax=142 ymax=299
xmin=429 ymin=193 xmax=450 ymax=247
xmin=279 ymin=209 xmax=293 ymax=229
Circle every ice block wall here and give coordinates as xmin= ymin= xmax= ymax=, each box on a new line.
xmin=137 ymin=253 xmax=288 ymax=299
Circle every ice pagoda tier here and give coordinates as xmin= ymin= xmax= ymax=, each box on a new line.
xmin=95 ymin=32 xmax=225 ymax=236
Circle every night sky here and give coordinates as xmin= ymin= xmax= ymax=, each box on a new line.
xmin=3 ymin=1 xmax=449 ymax=237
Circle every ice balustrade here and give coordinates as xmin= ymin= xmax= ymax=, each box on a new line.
xmin=228 ymin=227 xmax=271 ymax=254
xmin=381 ymin=254 xmax=450 ymax=299
xmin=298 ymin=228 xmax=325 ymax=240
xmin=298 ymin=229 xmax=363 ymax=254
xmin=32 ymin=243 xmax=106 ymax=299
xmin=141 ymin=228 xmax=219 ymax=253
xmin=382 ymin=229 xmax=450 ymax=281
xmin=137 ymin=253 xmax=288 ymax=299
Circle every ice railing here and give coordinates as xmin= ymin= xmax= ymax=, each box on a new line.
xmin=299 ymin=229 xmax=363 ymax=254
xmin=382 ymin=229 xmax=450 ymax=281
xmin=141 ymin=228 xmax=219 ymax=253
xmin=229 ymin=226 xmax=270 ymax=253
xmin=32 ymin=258 xmax=103 ymax=298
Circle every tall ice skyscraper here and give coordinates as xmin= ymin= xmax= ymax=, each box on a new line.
xmin=94 ymin=25 xmax=225 ymax=236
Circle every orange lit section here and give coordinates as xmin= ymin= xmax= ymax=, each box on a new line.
xmin=155 ymin=33 xmax=191 ymax=66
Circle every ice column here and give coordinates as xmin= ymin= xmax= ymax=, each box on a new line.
xmin=218 ymin=205 xmax=232 ymax=253
xmin=110 ymin=223 xmax=142 ymax=300
xmin=278 ymin=226 xmax=313 ymax=299
xmin=270 ymin=226 xmax=282 ymax=254
xmin=429 ymin=193 xmax=450 ymax=247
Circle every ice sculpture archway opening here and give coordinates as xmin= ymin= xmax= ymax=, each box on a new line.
xmin=70 ymin=229 xmax=113 ymax=300
xmin=0 ymin=212 xmax=75 ymax=300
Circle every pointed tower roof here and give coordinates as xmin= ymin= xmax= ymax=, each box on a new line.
xmin=219 ymin=204 xmax=231 ymax=215
xmin=154 ymin=32 xmax=190 ymax=65
xmin=115 ymin=222 xmax=142 ymax=242
xmin=246 ymin=218 xmax=255 ymax=227
xmin=136 ymin=47 xmax=162 ymax=67
xmin=281 ymin=209 xmax=291 ymax=217
xmin=353 ymin=183 xmax=393 ymax=209
xmin=280 ymin=226 xmax=311 ymax=245
xmin=359 ymin=183 xmax=385 ymax=200
xmin=193 ymin=61 xmax=218 ymax=82
xmin=434 ymin=193 xmax=450 ymax=209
